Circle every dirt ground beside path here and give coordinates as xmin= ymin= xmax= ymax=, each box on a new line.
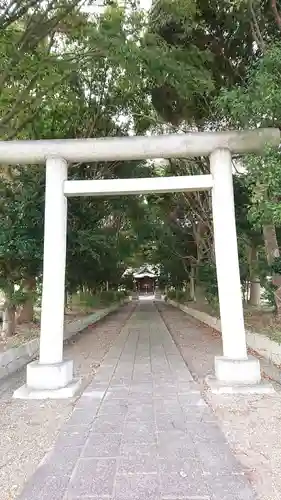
xmin=0 ymin=303 xmax=133 ymax=500
xmin=158 ymin=302 xmax=281 ymax=500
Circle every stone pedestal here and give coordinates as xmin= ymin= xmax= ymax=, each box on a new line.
xmin=13 ymin=360 xmax=81 ymax=399
xmin=205 ymin=356 xmax=274 ymax=394
xmin=215 ymin=356 xmax=261 ymax=384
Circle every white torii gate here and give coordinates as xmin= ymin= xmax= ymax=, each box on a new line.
xmin=4 ymin=128 xmax=279 ymax=398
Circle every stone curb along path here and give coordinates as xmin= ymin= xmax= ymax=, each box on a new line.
xmin=168 ymin=299 xmax=281 ymax=379
xmin=0 ymin=301 xmax=128 ymax=381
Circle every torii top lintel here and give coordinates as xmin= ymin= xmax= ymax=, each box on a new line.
xmin=0 ymin=128 xmax=279 ymax=165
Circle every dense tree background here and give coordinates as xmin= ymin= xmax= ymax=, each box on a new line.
xmin=1 ymin=0 xmax=281 ymax=336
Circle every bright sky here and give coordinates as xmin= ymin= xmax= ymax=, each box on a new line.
xmin=85 ymin=0 xmax=152 ymax=14
xmin=140 ymin=0 xmax=152 ymax=9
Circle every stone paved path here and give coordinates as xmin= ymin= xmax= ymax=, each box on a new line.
xmin=17 ymin=302 xmax=257 ymax=500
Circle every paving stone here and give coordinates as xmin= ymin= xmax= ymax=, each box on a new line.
xmin=118 ymin=451 xmax=158 ymax=474
xmin=82 ymin=432 xmax=122 ymax=458
xmin=120 ymin=442 xmax=158 ymax=457
xmin=111 ymin=377 xmax=132 ymax=384
xmin=114 ymin=473 xmax=160 ymax=499
xmin=154 ymin=398 xmax=183 ymax=414
xmin=183 ymin=407 xmax=217 ymax=422
xmin=176 ymin=382 xmax=201 ymax=394
xmin=64 ymin=496 xmax=112 ymax=500
xmin=66 ymin=408 xmax=97 ymax=427
xmin=155 ymin=412 xmax=187 ymax=432
xmin=133 ymin=376 xmax=154 ymax=383
xmin=99 ymin=398 xmax=129 ymax=415
xmin=159 ymin=471 xmax=209 ymax=498
xmin=43 ymin=445 xmax=82 ymax=475
xmin=105 ymin=392 xmax=130 ymax=402
xmin=16 ymin=302 xmax=257 ymax=500
xmin=127 ymin=403 xmax=155 ymax=420
xmin=84 ymin=383 xmax=109 ymax=394
xmin=92 ymin=414 xmax=126 ymax=433
xmin=206 ymin=474 xmax=257 ymax=499
xmin=130 ymin=383 xmax=154 ymax=393
xmin=126 ymin=416 xmax=155 ymax=429
xmin=195 ymin=442 xmax=245 ymax=475
xmin=18 ymin=447 xmax=79 ymax=499
xmin=75 ymin=396 xmax=103 ymax=410
xmin=129 ymin=393 xmax=154 ymax=404
xmin=109 ymin=380 xmax=130 ymax=388
xmin=178 ymin=394 xmax=207 ymax=407
xmin=122 ymin=421 xmax=157 ymax=445
xmin=161 ymin=497 xmax=210 ymax=500
xmin=106 ymin=385 xmax=131 ymax=395
xmin=122 ymin=432 xmax=157 ymax=446
xmin=55 ymin=424 xmax=90 ymax=448
xmin=153 ymin=384 xmax=177 ymax=396
xmin=158 ymin=458 xmax=203 ymax=476
xmin=19 ymin=474 xmax=70 ymax=500
xmin=68 ymin=458 xmax=117 ymax=497
xmin=157 ymin=431 xmax=197 ymax=460
xmin=185 ymin=422 xmax=228 ymax=445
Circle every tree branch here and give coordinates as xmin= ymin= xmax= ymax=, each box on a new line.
xmin=271 ymin=0 xmax=281 ymax=31
xmin=249 ymin=0 xmax=266 ymax=52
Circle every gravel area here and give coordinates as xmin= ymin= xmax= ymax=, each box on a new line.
xmin=157 ymin=302 xmax=281 ymax=500
xmin=0 ymin=311 xmax=90 ymax=352
xmin=0 ymin=303 xmax=134 ymax=500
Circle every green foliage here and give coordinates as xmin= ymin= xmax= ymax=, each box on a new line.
xmin=148 ymin=0 xmax=281 ymax=125
xmin=217 ymin=44 xmax=281 ymax=229
xmin=0 ymin=1 xmax=87 ymax=138
xmin=262 ymin=280 xmax=277 ymax=310
xmin=3 ymin=0 xmax=281 ymax=314
xmin=0 ymin=4 xmax=159 ymax=299
xmin=99 ymin=290 xmax=117 ymax=304
xmin=271 ymin=257 xmax=281 ymax=276
xmin=167 ymin=289 xmax=190 ymax=304
xmin=244 ymin=149 xmax=281 ymax=228
xmin=0 ymin=166 xmax=45 ymax=302
xmin=217 ymin=44 xmax=281 ymax=129
xmin=116 ymin=290 xmax=128 ymax=300
xmin=197 ymin=262 xmax=218 ymax=305
xmin=121 ymin=274 xmax=135 ymax=291
xmin=72 ymin=289 xmax=126 ymax=310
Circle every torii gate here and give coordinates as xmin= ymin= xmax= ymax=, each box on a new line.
xmin=1 ymin=128 xmax=278 ymax=398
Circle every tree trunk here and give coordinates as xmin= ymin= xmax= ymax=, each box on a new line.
xmin=16 ymin=278 xmax=36 ymax=324
xmin=189 ymin=266 xmax=195 ymax=301
xmin=263 ymin=224 xmax=281 ymax=314
xmin=2 ymin=303 xmax=16 ymax=338
xmin=248 ymin=245 xmax=261 ymax=306
xmin=17 ymin=298 xmax=34 ymax=324
xmin=249 ymin=280 xmax=261 ymax=306
xmin=263 ymin=224 xmax=280 ymax=264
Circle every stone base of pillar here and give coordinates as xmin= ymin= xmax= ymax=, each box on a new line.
xmin=205 ymin=355 xmax=274 ymax=394
xmin=13 ymin=360 xmax=82 ymax=400
xmin=205 ymin=375 xmax=274 ymax=394
xmin=215 ymin=355 xmax=261 ymax=384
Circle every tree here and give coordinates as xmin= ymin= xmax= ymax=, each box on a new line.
xmin=145 ymin=0 xmax=281 ymax=311
xmin=149 ymin=0 xmax=281 ymax=127
xmin=0 ymin=0 xmax=90 ymax=138
xmin=217 ymin=42 xmax=281 ymax=313
xmin=0 ymin=166 xmax=45 ymax=336
xmin=1 ymin=0 xmax=201 ymax=335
